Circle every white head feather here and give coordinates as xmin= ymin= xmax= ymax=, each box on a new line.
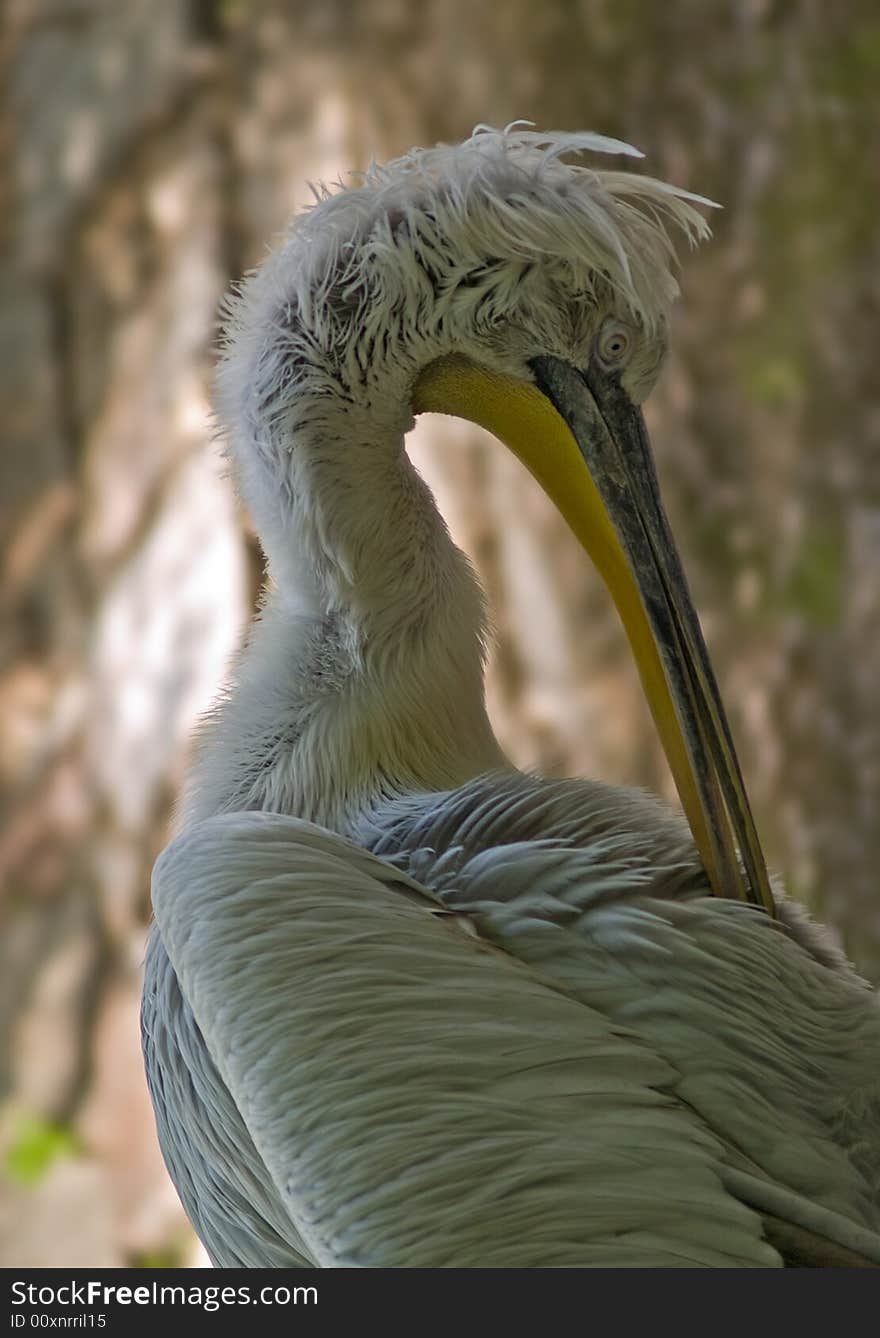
xmin=216 ymin=125 xmax=712 ymax=576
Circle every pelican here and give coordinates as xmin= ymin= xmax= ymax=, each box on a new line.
xmin=141 ymin=126 xmax=880 ymax=1268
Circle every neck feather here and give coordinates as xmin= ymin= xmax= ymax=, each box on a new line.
xmin=185 ymin=417 xmax=505 ymax=831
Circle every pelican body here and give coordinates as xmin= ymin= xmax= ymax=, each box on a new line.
xmin=141 ymin=128 xmax=880 ymax=1267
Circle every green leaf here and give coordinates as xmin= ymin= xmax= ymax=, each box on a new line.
xmin=5 ymin=1114 xmax=79 ymax=1186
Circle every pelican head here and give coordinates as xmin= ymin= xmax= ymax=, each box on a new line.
xmin=215 ymin=125 xmax=772 ymax=914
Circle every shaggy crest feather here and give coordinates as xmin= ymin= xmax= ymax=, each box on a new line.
xmin=216 ymin=124 xmax=712 ymax=455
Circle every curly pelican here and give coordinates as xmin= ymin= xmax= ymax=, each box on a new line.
xmin=141 ymin=127 xmax=880 ymax=1267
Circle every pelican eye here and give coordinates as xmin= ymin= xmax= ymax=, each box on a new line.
xmin=595 ymin=320 xmax=633 ymax=370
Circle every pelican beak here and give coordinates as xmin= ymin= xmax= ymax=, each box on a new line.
xmin=412 ymin=353 xmax=774 ymax=914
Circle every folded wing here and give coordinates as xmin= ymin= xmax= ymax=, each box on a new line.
xmin=147 ymin=809 xmax=809 ymax=1267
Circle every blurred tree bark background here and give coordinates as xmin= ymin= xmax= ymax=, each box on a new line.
xmin=1 ymin=0 xmax=878 ymax=1265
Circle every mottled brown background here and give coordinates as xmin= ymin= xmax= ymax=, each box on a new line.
xmin=2 ymin=0 xmax=878 ymax=1266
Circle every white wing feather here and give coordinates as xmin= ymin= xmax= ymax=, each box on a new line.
xmin=149 ymin=811 xmax=796 ymax=1267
